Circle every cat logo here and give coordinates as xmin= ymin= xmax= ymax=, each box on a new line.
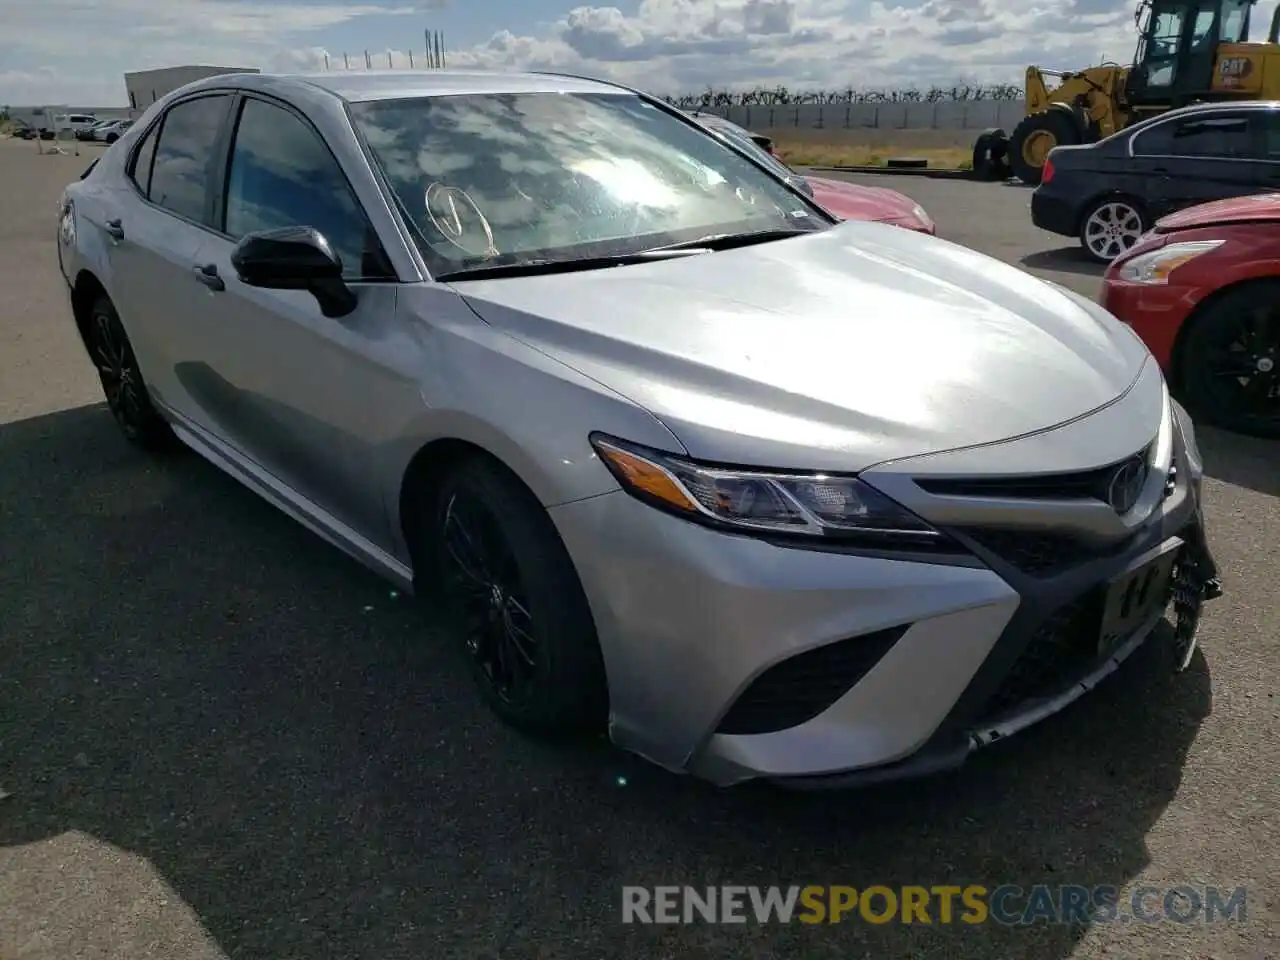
xmin=1219 ymin=56 xmax=1253 ymax=79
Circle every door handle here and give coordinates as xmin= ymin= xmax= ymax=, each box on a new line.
xmin=192 ymin=263 xmax=225 ymax=292
xmin=104 ymin=218 xmax=124 ymax=241
xmin=1152 ymin=167 xmax=1172 ymax=177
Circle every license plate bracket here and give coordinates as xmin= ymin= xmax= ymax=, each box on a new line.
xmin=1097 ymin=537 xmax=1183 ymax=658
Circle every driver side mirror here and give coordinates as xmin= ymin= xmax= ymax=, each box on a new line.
xmin=230 ymin=225 xmax=358 ymax=318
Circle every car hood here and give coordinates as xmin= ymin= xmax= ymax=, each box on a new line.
xmin=449 ymin=221 xmax=1152 ymax=472
xmin=804 ymin=176 xmax=919 ymax=222
xmin=1156 ymin=192 xmax=1280 ymax=231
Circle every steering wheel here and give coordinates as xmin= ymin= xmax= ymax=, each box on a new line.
xmin=425 ymin=182 xmax=499 ymax=258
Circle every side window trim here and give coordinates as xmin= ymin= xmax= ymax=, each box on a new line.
xmin=206 ymin=93 xmax=244 ymax=232
xmin=216 ymin=91 xmax=397 ymax=281
xmin=127 ymin=115 xmax=164 ymax=197
xmin=1131 ymin=110 xmax=1261 ymax=161
xmin=127 ymin=92 xmax=237 ymax=236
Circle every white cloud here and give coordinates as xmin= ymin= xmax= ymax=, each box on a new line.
xmin=3 ymin=0 xmax=1278 ymax=106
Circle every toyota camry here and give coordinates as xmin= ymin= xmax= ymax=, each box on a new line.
xmin=57 ymin=69 xmax=1221 ymax=788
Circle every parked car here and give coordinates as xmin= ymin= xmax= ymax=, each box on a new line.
xmin=691 ymin=112 xmax=935 ymax=234
xmin=77 ymin=120 xmax=114 ymax=141
xmin=58 ymin=70 xmax=1221 ymax=788
xmin=93 ymin=119 xmax=133 ymax=143
xmin=54 ymin=113 xmax=99 ymax=137
xmin=1031 ymin=100 xmax=1280 ymax=263
xmin=1102 ymin=193 xmax=1280 ymax=439
xmin=688 ymin=110 xmax=775 ymax=154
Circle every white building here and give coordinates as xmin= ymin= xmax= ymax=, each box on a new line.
xmin=123 ymin=65 xmax=260 ymax=112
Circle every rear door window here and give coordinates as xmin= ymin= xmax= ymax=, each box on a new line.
xmin=1133 ymin=113 xmax=1257 ymax=158
xmin=147 ymin=94 xmax=234 ymax=226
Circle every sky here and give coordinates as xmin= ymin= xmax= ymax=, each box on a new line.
xmin=2 ymin=0 xmax=1277 ymax=106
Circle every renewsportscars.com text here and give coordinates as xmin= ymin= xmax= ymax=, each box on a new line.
xmin=621 ymin=884 xmax=1248 ymax=926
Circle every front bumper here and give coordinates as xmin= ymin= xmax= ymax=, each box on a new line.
xmin=550 ymin=392 xmax=1218 ymax=787
xmin=1100 ymin=278 xmax=1197 ymax=371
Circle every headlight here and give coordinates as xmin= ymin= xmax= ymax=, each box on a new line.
xmin=590 ymin=434 xmax=948 ymax=548
xmin=910 ymin=203 xmax=932 ymax=226
xmin=1117 ymin=240 xmax=1224 ymax=285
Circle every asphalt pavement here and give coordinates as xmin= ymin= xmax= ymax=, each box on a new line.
xmin=1 ymin=139 xmax=1277 ymax=960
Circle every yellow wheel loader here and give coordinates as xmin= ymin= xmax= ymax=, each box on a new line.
xmin=973 ymin=0 xmax=1280 ymax=184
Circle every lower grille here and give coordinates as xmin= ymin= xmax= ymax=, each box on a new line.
xmin=978 ymin=594 xmax=1104 ymax=719
xmin=958 ymin=528 xmax=1134 ymax=578
xmin=715 ymin=625 xmax=908 ymax=736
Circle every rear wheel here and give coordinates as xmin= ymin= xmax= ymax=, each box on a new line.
xmin=426 ymin=456 xmax=608 ymax=735
xmin=86 ymin=295 xmax=173 ymax=449
xmin=1078 ymin=196 xmax=1149 ymax=264
xmin=1009 ymin=111 xmax=1080 ymax=185
xmin=1178 ymin=281 xmax=1280 ymax=439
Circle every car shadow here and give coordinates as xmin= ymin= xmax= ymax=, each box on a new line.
xmin=1199 ymin=423 xmax=1280 ymax=497
xmin=1019 ymin=248 xmax=1107 ymax=278
xmin=0 ymin=402 xmax=1213 ymax=959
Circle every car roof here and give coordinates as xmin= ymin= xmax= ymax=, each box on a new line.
xmin=177 ymin=69 xmax=631 ymax=105
xmin=1155 ymin=99 xmax=1280 ymax=118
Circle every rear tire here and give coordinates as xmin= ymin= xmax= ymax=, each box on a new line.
xmin=424 ymin=456 xmax=609 ymax=736
xmin=86 ymin=295 xmax=174 ymax=449
xmin=1009 ymin=111 xmax=1080 ymax=185
xmin=1077 ymin=196 xmax=1149 ymax=264
xmin=1178 ymin=281 xmax=1280 ymax=439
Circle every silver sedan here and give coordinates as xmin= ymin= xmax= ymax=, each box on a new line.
xmin=56 ymin=69 xmax=1222 ymax=788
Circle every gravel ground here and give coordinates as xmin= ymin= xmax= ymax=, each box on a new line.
xmin=1 ymin=138 xmax=1277 ymax=960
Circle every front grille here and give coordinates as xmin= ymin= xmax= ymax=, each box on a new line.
xmin=978 ymin=593 xmax=1104 ymax=719
xmin=915 ymin=444 xmax=1154 ymax=504
xmin=957 ymin=527 xmax=1135 ymax=578
xmin=715 ymin=625 xmax=908 ymax=736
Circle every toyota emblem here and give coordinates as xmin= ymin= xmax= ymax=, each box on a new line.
xmin=1106 ymin=458 xmax=1148 ymax=514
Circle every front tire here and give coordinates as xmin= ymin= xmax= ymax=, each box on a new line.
xmin=1078 ymin=196 xmax=1149 ymax=264
xmin=427 ymin=456 xmax=608 ymax=736
xmin=86 ymin=295 xmax=173 ymax=449
xmin=1178 ymin=280 xmax=1280 ymax=439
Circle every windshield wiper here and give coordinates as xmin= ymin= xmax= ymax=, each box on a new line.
xmin=434 ymin=247 xmax=710 ymax=281
xmin=435 ymin=225 xmax=819 ymax=282
xmin=645 ymin=225 xmax=818 ymax=254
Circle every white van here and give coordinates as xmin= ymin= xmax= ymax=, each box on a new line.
xmin=53 ymin=114 xmax=99 ymax=135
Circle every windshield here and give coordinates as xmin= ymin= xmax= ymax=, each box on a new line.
xmin=697 ymin=118 xmax=797 ymax=178
xmin=350 ymin=92 xmax=829 ymax=277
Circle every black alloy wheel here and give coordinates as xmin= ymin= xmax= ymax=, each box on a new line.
xmin=1180 ymin=281 xmax=1280 ymax=439
xmin=88 ymin=296 xmax=172 ymax=448
xmin=428 ymin=457 xmax=608 ymax=735
xmin=439 ymin=484 xmax=538 ymax=705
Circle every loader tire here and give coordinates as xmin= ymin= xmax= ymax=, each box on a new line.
xmin=1009 ymin=111 xmax=1081 ymax=186
xmin=972 ymin=128 xmax=1010 ymax=181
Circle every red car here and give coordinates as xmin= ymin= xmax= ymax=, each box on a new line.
xmin=1101 ymin=193 xmax=1280 ymax=439
xmin=805 ymin=176 xmax=935 ymax=234
xmin=689 ymin=112 xmax=935 ymax=234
